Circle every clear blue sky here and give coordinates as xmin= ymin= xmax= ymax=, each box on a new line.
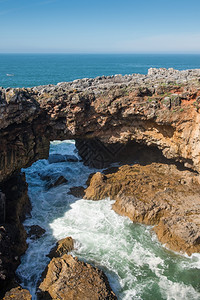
xmin=0 ymin=0 xmax=200 ymax=53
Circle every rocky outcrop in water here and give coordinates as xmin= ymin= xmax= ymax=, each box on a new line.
xmin=38 ymin=254 xmax=117 ymax=300
xmin=84 ymin=163 xmax=200 ymax=255
xmin=39 ymin=236 xmax=116 ymax=299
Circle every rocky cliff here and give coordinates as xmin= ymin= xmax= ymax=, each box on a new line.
xmin=1 ymin=68 xmax=200 ymax=181
xmin=1 ymin=68 xmax=200 ymax=295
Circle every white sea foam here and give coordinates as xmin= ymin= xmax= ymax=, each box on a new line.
xmin=17 ymin=140 xmax=200 ymax=300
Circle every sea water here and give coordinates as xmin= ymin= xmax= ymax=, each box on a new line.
xmin=1 ymin=53 xmax=200 ymax=88
xmin=16 ymin=141 xmax=200 ymax=300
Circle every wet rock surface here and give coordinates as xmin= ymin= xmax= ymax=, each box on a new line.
xmin=46 ymin=175 xmax=68 ymax=189
xmin=38 ymin=254 xmax=117 ymax=300
xmin=68 ymin=186 xmax=85 ymax=198
xmin=84 ymin=163 xmax=200 ymax=255
xmin=27 ymin=225 xmax=46 ymax=240
xmin=48 ymin=154 xmax=78 ymax=164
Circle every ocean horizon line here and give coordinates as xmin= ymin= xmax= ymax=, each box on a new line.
xmin=1 ymin=52 xmax=200 ymax=55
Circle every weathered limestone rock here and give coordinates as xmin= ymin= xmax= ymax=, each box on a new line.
xmin=48 ymin=237 xmax=74 ymax=258
xmin=1 ymin=69 xmax=200 ymax=181
xmin=3 ymin=286 xmax=32 ymax=300
xmin=84 ymin=163 xmax=200 ymax=255
xmin=38 ymin=254 xmax=117 ymax=300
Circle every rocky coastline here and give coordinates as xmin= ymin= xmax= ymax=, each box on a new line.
xmin=84 ymin=163 xmax=200 ymax=255
xmin=0 ymin=68 xmax=200 ymax=298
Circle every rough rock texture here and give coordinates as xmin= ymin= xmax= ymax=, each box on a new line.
xmin=84 ymin=163 xmax=200 ymax=255
xmin=0 ymin=173 xmax=30 ymax=297
xmin=1 ymin=68 xmax=200 ymax=296
xmin=48 ymin=237 xmax=74 ymax=259
xmin=1 ymin=68 xmax=200 ymax=181
xmin=3 ymin=286 xmax=32 ymax=300
xmin=38 ymin=254 xmax=117 ymax=300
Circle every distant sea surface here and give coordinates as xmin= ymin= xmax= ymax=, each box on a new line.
xmin=0 ymin=54 xmax=200 ymax=88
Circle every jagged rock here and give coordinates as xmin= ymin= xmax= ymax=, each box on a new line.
xmin=84 ymin=163 xmax=200 ymax=255
xmin=27 ymin=225 xmax=46 ymax=240
xmin=68 ymin=186 xmax=85 ymax=198
xmin=38 ymin=254 xmax=117 ymax=300
xmin=3 ymin=286 xmax=32 ymax=300
xmin=48 ymin=237 xmax=74 ymax=258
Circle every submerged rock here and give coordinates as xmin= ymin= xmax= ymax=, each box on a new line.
xmin=48 ymin=154 xmax=78 ymax=164
xmin=3 ymin=286 xmax=32 ymax=299
xmin=27 ymin=225 xmax=46 ymax=240
xmin=38 ymin=254 xmax=117 ymax=300
xmin=84 ymin=163 xmax=200 ymax=255
xmin=68 ymin=186 xmax=85 ymax=198
xmin=47 ymin=176 xmax=68 ymax=189
xmin=48 ymin=237 xmax=74 ymax=258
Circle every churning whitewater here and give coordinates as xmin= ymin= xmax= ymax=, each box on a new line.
xmin=17 ymin=141 xmax=200 ymax=300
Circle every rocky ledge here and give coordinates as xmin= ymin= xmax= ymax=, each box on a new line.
xmin=84 ymin=163 xmax=200 ymax=255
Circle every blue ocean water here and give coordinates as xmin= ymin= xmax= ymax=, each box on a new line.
xmin=0 ymin=54 xmax=200 ymax=88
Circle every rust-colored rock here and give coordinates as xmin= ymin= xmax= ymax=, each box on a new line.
xmin=84 ymin=163 xmax=200 ymax=255
xmin=48 ymin=237 xmax=74 ymax=258
xmin=3 ymin=286 xmax=32 ymax=300
xmin=38 ymin=254 xmax=117 ymax=300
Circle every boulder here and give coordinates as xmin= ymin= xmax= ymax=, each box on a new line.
xmin=38 ymin=255 xmax=117 ymax=300
xmin=27 ymin=225 xmax=46 ymax=240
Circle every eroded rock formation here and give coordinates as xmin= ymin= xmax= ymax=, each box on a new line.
xmin=84 ymin=163 xmax=200 ymax=255
xmin=1 ymin=68 xmax=200 ymax=181
xmin=1 ymin=68 xmax=200 ymax=296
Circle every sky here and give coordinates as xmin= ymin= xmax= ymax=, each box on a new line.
xmin=0 ymin=0 xmax=200 ymax=53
